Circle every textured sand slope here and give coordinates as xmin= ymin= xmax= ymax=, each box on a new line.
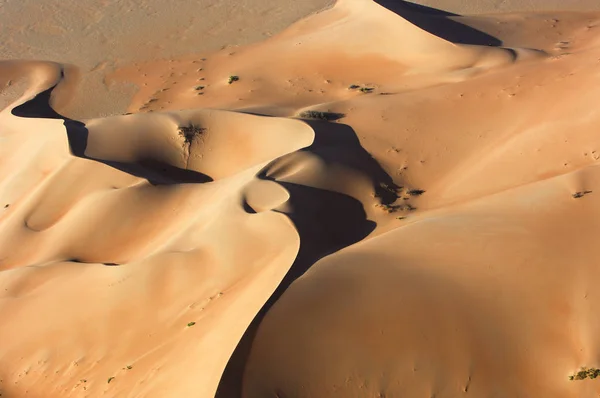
xmin=110 ymin=0 xmax=526 ymax=118
xmin=0 ymin=0 xmax=333 ymax=118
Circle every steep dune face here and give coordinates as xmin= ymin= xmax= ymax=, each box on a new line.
xmin=279 ymin=0 xmax=519 ymax=70
xmin=3 ymin=0 xmax=600 ymax=397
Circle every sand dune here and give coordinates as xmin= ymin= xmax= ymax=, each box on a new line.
xmin=3 ymin=0 xmax=600 ymax=397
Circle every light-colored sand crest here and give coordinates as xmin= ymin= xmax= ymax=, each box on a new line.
xmin=280 ymin=0 xmax=519 ymax=71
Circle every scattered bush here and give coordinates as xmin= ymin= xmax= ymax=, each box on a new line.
xmin=407 ymin=189 xmax=426 ymax=196
xmin=178 ymin=124 xmax=205 ymax=145
xmin=374 ymin=182 xmax=401 ymax=204
xmin=375 ymin=203 xmax=416 ymax=213
xmin=348 ymin=84 xmax=375 ymax=93
xmin=228 ymin=75 xmax=240 ymax=84
xmin=298 ymin=110 xmax=345 ymax=121
xmin=572 ymin=190 xmax=592 ymax=199
xmin=569 ymin=367 xmax=600 ymax=380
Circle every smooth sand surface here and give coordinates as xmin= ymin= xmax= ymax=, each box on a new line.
xmin=3 ymin=0 xmax=600 ymax=397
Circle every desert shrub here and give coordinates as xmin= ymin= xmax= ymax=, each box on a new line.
xmin=569 ymin=367 xmax=600 ymax=380
xmin=297 ymin=110 xmax=345 ymax=121
xmin=178 ymin=124 xmax=205 ymax=144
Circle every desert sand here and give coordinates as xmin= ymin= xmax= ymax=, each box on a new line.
xmin=3 ymin=0 xmax=600 ymax=397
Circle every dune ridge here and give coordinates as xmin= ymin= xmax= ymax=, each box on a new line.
xmin=3 ymin=0 xmax=600 ymax=397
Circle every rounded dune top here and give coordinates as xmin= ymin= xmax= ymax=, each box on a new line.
xmin=83 ymin=110 xmax=315 ymax=181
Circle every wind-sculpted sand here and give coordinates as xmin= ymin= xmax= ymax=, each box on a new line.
xmin=3 ymin=0 xmax=600 ymax=397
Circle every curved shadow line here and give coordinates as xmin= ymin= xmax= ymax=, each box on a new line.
xmin=11 ymin=86 xmax=213 ymax=185
xmin=374 ymin=0 xmax=502 ymax=46
xmin=216 ymin=120 xmax=398 ymax=398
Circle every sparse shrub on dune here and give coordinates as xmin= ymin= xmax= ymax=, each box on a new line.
xmin=569 ymin=367 xmax=600 ymax=380
xmin=572 ymin=190 xmax=592 ymax=199
xmin=374 ymin=182 xmax=400 ymax=204
xmin=375 ymin=202 xmax=416 ymax=214
xmin=297 ymin=110 xmax=345 ymax=121
xmin=178 ymin=124 xmax=205 ymax=145
xmin=407 ymin=189 xmax=426 ymax=196
xmin=348 ymin=84 xmax=374 ymax=93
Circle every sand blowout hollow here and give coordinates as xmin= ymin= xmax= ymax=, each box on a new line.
xmin=2 ymin=0 xmax=600 ymax=396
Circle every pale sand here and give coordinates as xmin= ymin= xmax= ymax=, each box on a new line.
xmin=3 ymin=0 xmax=600 ymax=397
xmin=0 ymin=0 xmax=333 ymax=118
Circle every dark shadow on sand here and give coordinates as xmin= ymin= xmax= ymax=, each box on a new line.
xmin=216 ymin=120 xmax=398 ymax=398
xmin=374 ymin=0 xmax=502 ymax=46
xmin=11 ymin=86 xmax=213 ymax=185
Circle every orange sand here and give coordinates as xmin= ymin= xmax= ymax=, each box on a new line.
xmin=3 ymin=0 xmax=600 ymax=397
